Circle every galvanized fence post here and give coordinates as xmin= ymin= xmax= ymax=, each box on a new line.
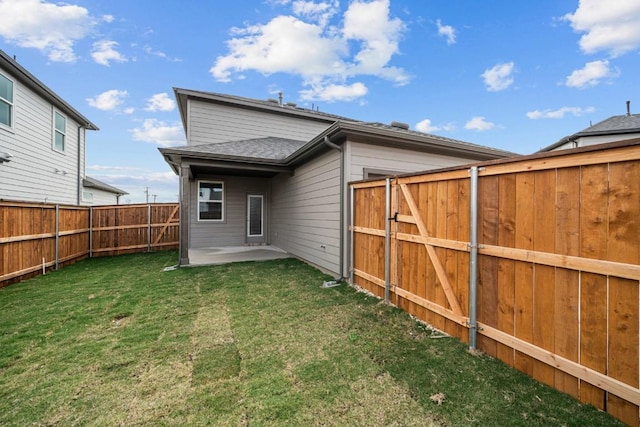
xmin=384 ymin=178 xmax=391 ymax=304
xmin=55 ymin=204 xmax=60 ymax=270
xmin=468 ymin=166 xmax=479 ymax=350
xmin=147 ymin=204 xmax=152 ymax=253
xmin=349 ymin=185 xmax=355 ymax=285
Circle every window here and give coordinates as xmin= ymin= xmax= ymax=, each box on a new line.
xmin=0 ymin=72 xmax=13 ymax=128
xmin=198 ymin=181 xmax=224 ymax=221
xmin=53 ymin=111 xmax=66 ymax=152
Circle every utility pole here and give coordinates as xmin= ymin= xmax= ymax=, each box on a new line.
xmin=152 ymin=194 xmax=157 ymax=203
xmin=144 ymin=187 xmax=149 ymax=203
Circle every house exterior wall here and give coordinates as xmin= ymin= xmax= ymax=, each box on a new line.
xmin=271 ymin=150 xmax=341 ymax=274
xmin=189 ymin=175 xmax=269 ymax=248
xmin=82 ymin=188 xmax=120 ymax=205
xmin=0 ymin=68 xmax=83 ymax=205
xmin=187 ymin=99 xmax=332 ymax=146
xmin=550 ymin=133 xmax=640 ymax=151
xmin=346 ymin=141 xmax=477 ymax=182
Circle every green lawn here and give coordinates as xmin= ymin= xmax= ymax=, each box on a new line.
xmin=0 ymin=252 xmax=622 ymax=426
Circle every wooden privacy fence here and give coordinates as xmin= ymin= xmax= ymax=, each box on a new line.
xmin=0 ymin=202 xmax=179 ymax=286
xmin=350 ymin=140 xmax=640 ymax=426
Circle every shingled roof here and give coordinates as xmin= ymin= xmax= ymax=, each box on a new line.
xmin=541 ymin=113 xmax=640 ymax=151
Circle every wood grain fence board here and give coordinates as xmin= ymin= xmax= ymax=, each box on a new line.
xmin=606 ymin=160 xmax=640 ymax=426
xmin=456 ymin=179 xmax=471 ymax=343
xmin=532 ymin=169 xmax=557 ymax=388
xmin=423 ymin=181 xmax=438 ymax=326
xmin=477 ymin=175 xmax=499 ymax=357
xmin=514 ymin=172 xmax=535 ymax=377
xmin=434 ymin=181 xmax=449 ymax=332
xmin=579 ymin=164 xmax=610 ymax=410
xmin=445 ymin=180 xmax=463 ymax=338
xmin=554 ymin=167 xmax=580 ymax=399
xmin=497 ymin=173 xmax=516 ymax=366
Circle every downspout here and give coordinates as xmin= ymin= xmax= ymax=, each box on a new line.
xmin=468 ymin=166 xmax=479 ymax=350
xmin=324 ymin=135 xmax=344 ymax=281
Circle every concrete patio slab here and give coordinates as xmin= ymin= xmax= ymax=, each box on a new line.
xmin=187 ymin=246 xmax=290 ymax=266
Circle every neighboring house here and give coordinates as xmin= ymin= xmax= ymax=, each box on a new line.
xmin=82 ymin=176 xmax=128 ymax=205
xmin=160 ymin=88 xmax=516 ymax=277
xmin=0 ymin=49 xmax=99 ymax=205
xmin=542 ymin=102 xmax=640 ymax=151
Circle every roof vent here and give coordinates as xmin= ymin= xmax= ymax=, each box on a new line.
xmin=390 ymin=121 xmax=410 ymax=130
xmin=267 ymin=98 xmax=279 ymax=104
xmin=285 ymin=102 xmax=297 ymax=108
xmin=626 ymin=100 xmax=631 ymax=116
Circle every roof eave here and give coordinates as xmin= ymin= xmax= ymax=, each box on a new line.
xmin=0 ymin=49 xmax=98 ymax=130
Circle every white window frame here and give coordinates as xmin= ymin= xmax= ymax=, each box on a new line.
xmin=247 ymin=194 xmax=264 ymax=237
xmin=53 ymin=110 xmax=66 ymax=153
xmin=0 ymin=71 xmax=14 ymax=131
xmin=198 ymin=180 xmax=225 ymax=222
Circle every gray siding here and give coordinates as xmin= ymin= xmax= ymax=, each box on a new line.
xmin=83 ymin=188 xmax=119 ymax=206
xmin=347 ymin=141 xmax=475 ymax=182
xmin=188 ymin=99 xmax=332 ymax=146
xmin=0 ymin=67 xmax=83 ymax=204
xmin=189 ymin=175 xmax=269 ymax=248
xmin=271 ymin=150 xmax=341 ymax=274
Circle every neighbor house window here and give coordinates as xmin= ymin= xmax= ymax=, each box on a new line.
xmin=198 ymin=181 xmax=224 ymax=221
xmin=53 ymin=111 xmax=66 ymax=152
xmin=0 ymin=72 xmax=13 ymax=128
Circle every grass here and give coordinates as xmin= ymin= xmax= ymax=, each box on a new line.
xmin=0 ymin=251 xmax=623 ymax=426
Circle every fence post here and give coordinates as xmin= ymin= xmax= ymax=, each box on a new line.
xmin=384 ymin=177 xmax=391 ymax=304
xmin=468 ymin=166 xmax=479 ymax=350
xmin=147 ymin=204 xmax=151 ymax=253
xmin=89 ymin=206 xmax=93 ymax=258
xmin=349 ymin=185 xmax=355 ymax=285
xmin=55 ymin=204 xmax=60 ymax=270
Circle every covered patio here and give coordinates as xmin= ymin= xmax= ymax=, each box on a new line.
xmin=188 ymin=246 xmax=290 ymax=266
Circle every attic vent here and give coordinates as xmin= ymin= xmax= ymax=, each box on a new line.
xmin=285 ymin=102 xmax=297 ymax=108
xmin=390 ymin=121 xmax=410 ymax=130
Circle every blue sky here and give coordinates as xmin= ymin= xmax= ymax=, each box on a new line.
xmin=1 ymin=0 xmax=639 ymax=202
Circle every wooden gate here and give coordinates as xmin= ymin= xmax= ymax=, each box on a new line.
xmin=350 ymin=140 xmax=640 ymax=426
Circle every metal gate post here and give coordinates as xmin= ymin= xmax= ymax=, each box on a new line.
xmin=468 ymin=166 xmax=479 ymax=350
xmin=349 ymin=185 xmax=355 ymax=285
xmin=384 ymin=178 xmax=391 ymax=304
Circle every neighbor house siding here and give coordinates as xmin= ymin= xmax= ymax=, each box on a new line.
xmin=0 ymin=72 xmax=81 ymax=204
xmin=271 ymin=150 xmax=341 ymax=274
xmin=83 ymin=188 xmax=119 ymax=205
xmin=187 ymin=99 xmax=332 ymax=146
xmin=550 ymin=133 xmax=640 ymax=151
xmin=189 ymin=176 xmax=269 ymax=248
xmin=347 ymin=141 xmax=475 ymax=182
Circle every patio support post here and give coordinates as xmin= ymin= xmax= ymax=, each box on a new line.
xmin=179 ymin=164 xmax=190 ymax=265
xmin=384 ymin=177 xmax=391 ymax=304
xmin=468 ymin=166 xmax=479 ymax=350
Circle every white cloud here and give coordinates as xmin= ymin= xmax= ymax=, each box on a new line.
xmin=300 ymin=81 xmax=367 ymax=102
xmin=436 ymin=19 xmax=456 ymax=44
xmin=130 ymin=119 xmax=185 ymax=147
xmin=563 ymin=0 xmax=640 ymax=56
xmin=482 ymin=62 xmax=515 ymax=91
xmin=465 ymin=116 xmax=495 ymax=131
xmin=565 ymin=59 xmax=618 ymax=88
xmin=526 ymin=106 xmax=596 ymax=119
xmin=0 ymin=0 xmax=95 ymax=62
xmin=144 ymin=46 xmax=181 ymax=62
xmin=91 ymin=40 xmax=127 ymax=66
xmin=102 ymin=14 xmax=114 ymax=23
xmin=292 ymin=0 xmax=339 ymax=27
xmin=86 ymin=89 xmax=128 ymax=111
xmin=210 ymin=0 xmax=408 ymax=102
xmin=415 ymin=119 xmax=455 ymax=133
xmin=145 ymin=93 xmax=175 ymax=112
